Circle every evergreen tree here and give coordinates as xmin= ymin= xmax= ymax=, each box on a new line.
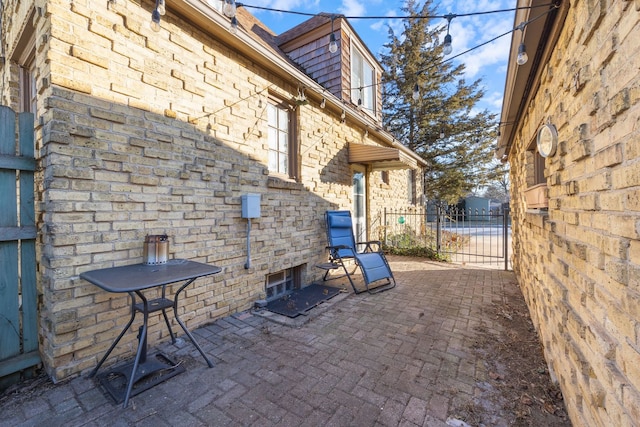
xmin=380 ymin=0 xmax=498 ymax=204
xmin=482 ymin=160 xmax=510 ymax=202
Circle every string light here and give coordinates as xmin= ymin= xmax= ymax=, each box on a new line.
xmin=320 ymin=98 xmax=326 ymax=109
xmin=516 ymin=23 xmax=528 ymax=65
xmin=295 ymin=87 xmax=309 ymax=105
xmin=229 ymin=16 xmax=239 ymax=34
xmin=150 ymin=1 xmax=161 ymax=32
xmin=223 ymin=0 xmax=237 ymax=18
xmin=157 ymin=0 xmax=166 ymax=15
xmin=225 ymin=2 xmax=559 ymax=98
xmin=236 ymin=2 xmax=557 ymax=21
xmin=150 ymin=1 xmax=559 ymax=121
xmin=329 ymin=16 xmax=339 ymax=54
xmin=442 ymin=14 xmax=455 ymax=55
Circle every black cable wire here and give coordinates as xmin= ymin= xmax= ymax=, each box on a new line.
xmin=236 ymin=2 xmax=558 ymax=21
xmin=204 ymin=1 xmax=560 ymax=121
xmin=234 ymin=1 xmax=560 ymax=93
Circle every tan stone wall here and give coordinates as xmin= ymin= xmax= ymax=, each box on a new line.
xmin=2 ymin=0 xmax=422 ymax=380
xmin=509 ymin=1 xmax=640 ymax=425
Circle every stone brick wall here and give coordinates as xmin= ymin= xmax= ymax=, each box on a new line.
xmin=1 ymin=0 xmax=423 ymax=381
xmin=508 ymin=1 xmax=640 ymax=425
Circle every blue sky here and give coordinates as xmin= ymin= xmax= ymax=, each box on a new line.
xmin=239 ymin=0 xmax=516 ymax=116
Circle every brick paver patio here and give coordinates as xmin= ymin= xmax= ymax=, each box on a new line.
xmin=0 ymin=257 xmax=552 ymax=426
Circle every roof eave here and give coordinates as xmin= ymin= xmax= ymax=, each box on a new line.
xmin=496 ymin=0 xmax=569 ymax=160
xmin=169 ymin=0 xmax=427 ymax=168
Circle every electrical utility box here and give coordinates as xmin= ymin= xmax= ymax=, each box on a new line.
xmin=241 ymin=194 xmax=261 ymax=218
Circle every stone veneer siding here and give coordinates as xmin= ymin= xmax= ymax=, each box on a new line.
xmin=508 ymin=1 xmax=640 ymax=425
xmin=1 ymin=0 xmax=422 ymax=381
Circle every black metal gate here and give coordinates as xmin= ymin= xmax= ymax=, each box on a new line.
xmin=380 ymin=205 xmax=511 ymax=270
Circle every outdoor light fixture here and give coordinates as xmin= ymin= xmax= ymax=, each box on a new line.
xmin=229 ymin=16 xmax=239 ymax=34
xmin=412 ymin=84 xmax=420 ymax=101
xmin=329 ymin=33 xmax=338 ymax=53
xmin=222 ymin=0 xmax=236 ymax=18
xmin=443 ymin=34 xmax=452 ymax=55
xmin=320 ymin=97 xmax=326 ymax=109
xmin=442 ymin=14 xmax=455 ymax=55
xmin=151 ymin=6 xmax=161 ymax=32
xmin=516 ymin=22 xmax=528 ymax=66
xmin=517 ymin=43 xmax=528 ymax=65
xmin=328 ymin=16 xmax=338 ymax=54
xmin=295 ymin=88 xmax=309 ymax=105
xmin=340 ymin=109 xmax=346 ymax=123
xmin=157 ymin=0 xmax=166 ymax=15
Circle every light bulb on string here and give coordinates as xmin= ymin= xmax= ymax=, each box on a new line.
xmin=320 ymin=98 xmax=326 ymax=109
xmin=517 ymin=43 xmax=528 ymax=65
xmin=516 ymin=22 xmax=528 ymax=66
xmin=329 ymin=33 xmax=338 ymax=54
xmin=412 ymin=84 xmax=420 ymax=101
xmin=150 ymin=8 xmax=161 ymax=32
xmin=229 ymin=16 xmax=238 ymax=34
xmin=442 ymin=14 xmax=455 ymax=56
xmin=328 ymin=16 xmax=339 ymax=54
xmin=157 ymin=0 xmax=166 ymax=15
xmin=222 ymin=0 xmax=236 ymax=18
xmin=443 ymin=34 xmax=452 ymax=55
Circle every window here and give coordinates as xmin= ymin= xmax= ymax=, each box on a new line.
xmin=524 ymin=143 xmax=549 ymax=209
xmin=380 ymin=171 xmax=389 ymax=185
xmin=267 ymin=99 xmax=298 ymax=180
xmin=265 ymin=265 xmax=303 ymax=301
xmin=19 ymin=51 xmax=36 ymax=115
xmin=350 ymin=46 xmax=375 ymax=115
xmin=526 ymin=142 xmax=547 ymax=187
xmin=14 ymin=26 xmax=36 ymax=116
xmin=407 ymin=169 xmax=416 ymax=204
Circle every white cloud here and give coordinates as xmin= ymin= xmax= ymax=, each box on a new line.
xmin=338 ymin=0 xmax=366 ymax=17
xmin=369 ymin=10 xmax=403 ymax=43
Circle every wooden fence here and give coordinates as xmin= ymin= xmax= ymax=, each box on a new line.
xmin=0 ymin=106 xmax=39 ymax=386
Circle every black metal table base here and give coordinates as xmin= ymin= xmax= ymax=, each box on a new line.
xmin=96 ymin=352 xmax=185 ymax=404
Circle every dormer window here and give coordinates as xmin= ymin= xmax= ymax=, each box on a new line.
xmin=351 ymin=45 xmax=376 ymax=115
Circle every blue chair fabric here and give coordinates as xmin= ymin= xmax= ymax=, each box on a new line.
xmin=324 ymin=210 xmax=396 ymax=294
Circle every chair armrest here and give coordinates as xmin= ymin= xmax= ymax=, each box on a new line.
xmin=356 ymin=240 xmax=383 ymax=253
xmin=326 ymin=245 xmax=355 ymax=260
xmin=326 ymin=245 xmax=350 ymax=250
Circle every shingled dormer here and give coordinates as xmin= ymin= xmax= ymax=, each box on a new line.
xmin=276 ymin=14 xmax=383 ymax=123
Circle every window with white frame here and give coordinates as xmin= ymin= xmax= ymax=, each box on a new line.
xmin=350 ymin=46 xmax=375 ymax=115
xmin=267 ymin=98 xmax=298 ymax=179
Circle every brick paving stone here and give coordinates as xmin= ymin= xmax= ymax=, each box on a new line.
xmin=0 ymin=257 xmax=556 ymax=426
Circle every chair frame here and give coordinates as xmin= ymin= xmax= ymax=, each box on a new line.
xmin=323 ymin=210 xmax=396 ymax=294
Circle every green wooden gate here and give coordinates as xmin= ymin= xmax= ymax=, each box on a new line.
xmin=0 ymin=106 xmax=39 ymax=384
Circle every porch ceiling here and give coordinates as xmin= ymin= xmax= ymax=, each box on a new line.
xmin=348 ymin=143 xmax=418 ymax=171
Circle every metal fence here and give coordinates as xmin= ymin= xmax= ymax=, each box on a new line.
xmin=377 ymin=205 xmax=511 ymax=270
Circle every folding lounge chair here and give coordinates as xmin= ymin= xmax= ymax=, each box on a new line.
xmin=324 ymin=210 xmax=396 ymax=294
